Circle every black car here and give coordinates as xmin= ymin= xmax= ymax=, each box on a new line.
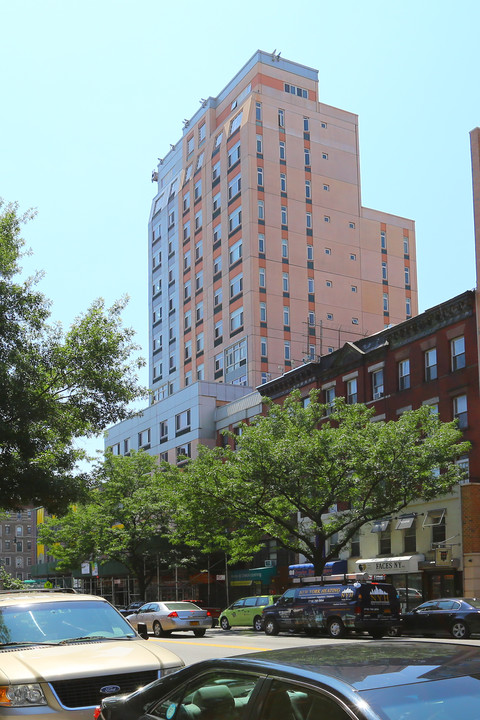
xmin=401 ymin=597 xmax=480 ymax=638
xmin=95 ymin=641 xmax=480 ymax=720
xmin=118 ymin=600 xmax=145 ymax=617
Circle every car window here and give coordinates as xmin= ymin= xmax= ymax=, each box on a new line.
xmin=257 ymin=596 xmax=269 ymax=605
xmin=164 ymin=603 xmax=200 ymax=611
xmin=260 ymin=679 xmax=350 ymax=720
xmin=149 ymin=671 xmax=260 ymax=719
xmin=244 ymin=598 xmax=257 ymax=607
xmin=231 ymin=600 xmax=245 ymax=609
xmin=417 ymin=601 xmax=439 ymax=612
xmin=437 ymin=600 xmax=456 ymax=610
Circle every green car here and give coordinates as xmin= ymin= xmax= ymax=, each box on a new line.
xmin=219 ymin=595 xmax=280 ymax=631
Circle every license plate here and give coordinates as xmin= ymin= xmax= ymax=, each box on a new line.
xmin=190 ymin=621 xmax=199 ymax=626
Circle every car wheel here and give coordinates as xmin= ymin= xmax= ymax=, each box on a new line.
xmin=193 ymin=629 xmax=206 ymax=637
xmin=327 ymin=618 xmax=346 ymax=638
xmin=387 ymin=626 xmax=402 ymax=637
xmin=153 ymin=621 xmax=171 ymax=638
xmin=450 ymin=620 xmax=470 ymax=639
xmin=264 ymin=618 xmax=280 ymax=636
xmin=253 ymin=615 xmax=263 ymax=632
xmin=220 ymin=616 xmax=230 ymax=630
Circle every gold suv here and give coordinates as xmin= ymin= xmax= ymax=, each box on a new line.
xmin=0 ymin=589 xmax=184 ymax=719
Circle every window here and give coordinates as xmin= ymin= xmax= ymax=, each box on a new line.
xmin=351 ymin=285 xmax=357 ymax=293
xmin=347 ymin=377 xmax=357 ymax=404
xmin=152 ymin=279 xmax=162 ymax=296
xmin=326 ymin=280 xmax=332 ymax=288
xmin=306 ymin=212 xmax=312 ymax=229
xmin=214 ymin=319 xmax=223 ymax=340
xmin=383 ymin=293 xmax=389 ymax=313
xmin=228 ymin=174 xmax=241 ymax=200
xmin=184 ymin=340 xmax=192 ymax=360
xmin=404 ymin=517 xmax=416 ymax=553
xmin=281 ymin=206 xmax=287 ymax=225
xmin=322 ymin=152 xmax=328 ymax=160
xmin=212 ymin=161 xmax=221 ymax=182
xmin=327 ymin=312 xmax=333 ymax=321
xmin=196 ymin=332 xmax=204 ymax=353
xmin=199 ymin=123 xmax=206 ymax=143
xmin=325 ymin=386 xmax=335 ymax=415
xmin=305 ymin=179 xmax=311 ymax=199
xmin=308 ymin=277 xmax=314 ymax=294
xmin=380 ymin=529 xmax=391 ymax=555
xmin=187 ymin=135 xmax=194 ymax=155
xmin=212 ymin=192 xmax=221 ymax=213
xmin=214 ymin=352 xmax=224 ymax=373
xmin=194 ymin=179 xmax=202 ymax=202
xmin=280 ymin=173 xmax=286 ymax=193
xmin=261 ymin=337 xmax=267 ymax=357
xmin=304 ymin=148 xmax=311 ymax=166
xmin=381 ymin=230 xmax=386 ymax=250
xmin=183 ymin=191 xmax=190 ymax=212
xmin=230 ymin=273 xmax=243 ymax=298
xmin=184 ymin=280 xmax=191 ymax=301
xmin=324 ymin=215 xmax=330 ymax=223
xmin=255 ymin=102 xmax=262 ymax=122
xmin=214 ymin=287 xmax=222 ymax=306
xmin=184 ymin=164 xmax=192 ymax=182
xmin=303 ymin=117 xmax=309 ymax=132
xmin=215 ymin=131 xmax=223 ymax=147
xmin=227 ymin=140 xmax=241 ymax=167
xmin=195 ymin=301 xmax=204 ymax=323
xmin=281 ymin=238 xmax=288 ymax=259
xmin=284 ymin=340 xmax=290 ymax=361
xmin=257 ymin=166 xmax=264 ymax=186
xmin=184 ymin=310 xmax=191 ymax=331
xmin=372 ymin=368 xmax=384 ymax=399
xmin=258 ymin=200 xmax=265 ymax=220
xmin=183 ymin=249 xmax=191 ymax=271
xmin=350 ymin=253 xmax=356 ymax=261
xmin=256 ymin=134 xmax=263 ymax=153
xmin=195 ymin=152 xmax=204 ymax=171
xmin=425 ymin=348 xmax=437 ymax=381
xmin=138 ymin=428 xmax=151 ymax=448
xmin=432 ymin=514 xmax=446 ymax=546
xmin=194 ymin=210 xmax=202 ymax=231
xmin=398 ymin=359 xmax=410 ymax=390
xmin=278 ymin=108 xmax=285 ymax=127
xmin=194 ymin=239 xmax=203 ymax=261
xmin=282 ymin=273 xmax=289 ymax=293
xmin=279 ymin=141 xmax=286 ymax=160
xmin=213 ymin=223 xmax=221 ymax=244
xmin=229 ymin=206 xmax=242 ymax=232
xmin=451 ymin=336 xmax=465 ymax=371
xmin=406 ymin=297 xmax=412 ymax=317
xmin=283 ymin=306 xmax=290 ymax=326
xmin=260 ymin=302 xmax=267 ymax=322
xmin=403 ymin=236 xmax=409 ymax=254
xmin=307 ymin=245 xmax=313 ymax=261
xmin=175 ymin=409 xmax=191 ymax=434
xmin=404 ymin=266 xmax=410 ymax=286
xmin=258 ymin=233 xmax=265 ymax=254
xmin=176 ymin=443 xmax=191 ymax=463
xmin=323 ymin=183 xmax=329 ymax=191
xmin=183 ymin=221 xmax=191 ymax=242
xmin=159 ymin=421 xmax=168 ymax=443
xmin=453 ymin=394 xmax=468 ymax=428
xmin=349 ymin=222 xmax=355 ymax=229
xmin=195 ymin=270 xmax=203 ymax=292
xmin=230 ymin=306 xmax=244 ymax=332
xmin=225 ymin=242 xmax=240 ymax=270
xmin=259 ymin=267 xmax=266 ymax=288
xmin=153 ymin=333 xmax=163 ymax=352
xmin=229 ymin=111 xmax=242 ymax=135
xmin=382 ymin=261 xmax=388 ymax=281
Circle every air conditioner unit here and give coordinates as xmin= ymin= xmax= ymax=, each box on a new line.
xmin=373 ymin=391 xmax=383 ymax=400
xmin=264 ymin=560 xmax=274 ymax=567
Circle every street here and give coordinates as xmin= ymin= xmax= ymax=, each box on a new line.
xmin=146 ymin=627 xmax=480 ymax=667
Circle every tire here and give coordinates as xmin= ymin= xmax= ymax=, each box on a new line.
xmin=220 ymin=616 xmax=230 ymax=630
xmin=387 ymin=626 xmax=402 ymax=637
xmin=264 ymin=617 xmax=280 ymax=636
xmin=370 ymin=630 xmax=385 ymax=639
xmin=153 ymin=621 xmax=171 ymax=638
xmin=253 ymin=615 xmax=263 ymax=632
xmin=193 ymin=629 xmax=206 ymax=637
xmin=327 ymin=618 xmax=346 ymax=639
xmin=450 ymin=620 xmax=470 ymax=639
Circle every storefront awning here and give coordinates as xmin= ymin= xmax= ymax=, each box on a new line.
xmin=356 ymin=555 xmax=425 ymax=574
xmin=229 ymin=566 xmax=277 ymax=585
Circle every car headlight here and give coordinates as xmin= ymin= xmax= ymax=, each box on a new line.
xmin=0 ymin=683 xmax=48 ymax=707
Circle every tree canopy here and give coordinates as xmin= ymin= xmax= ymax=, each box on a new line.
xmin=163 ymin=391 xmax=470 ymax=575
xmin=37 ymin=451 xmax=200 ymax=597
xmin=0 ymin=200 xmax=147 ymax=512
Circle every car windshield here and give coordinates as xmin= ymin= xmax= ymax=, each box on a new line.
xmin=463 ymin=598 xmax=480 ymax=608
xmin=0 ymin=600 xmax=137 ymax=645
xmin=360 ymin=675 xmax=480 ymax=719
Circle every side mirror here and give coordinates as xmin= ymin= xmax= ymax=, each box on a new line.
xmin=137 ymin=622 xmax=149 ymax=640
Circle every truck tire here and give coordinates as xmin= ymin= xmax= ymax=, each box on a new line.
xmin=327 ymin=618 xmax=346 ymax=638
xmin=264 ymin=617 xmax=280 ymax=636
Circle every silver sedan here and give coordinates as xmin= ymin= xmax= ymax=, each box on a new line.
xmin=126 ymin=601 xmax=211 ymax=637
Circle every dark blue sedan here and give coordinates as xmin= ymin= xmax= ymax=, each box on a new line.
xmin=95 ymin=641 xmax=480 ymax=720
xmin=401 ymin=597 xmax=480 ymax=638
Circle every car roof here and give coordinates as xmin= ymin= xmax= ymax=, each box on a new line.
xmin=0 ymin=590 xmax=107 ymax=607
xmin=193 ymin=641 xmax=480 ymax=692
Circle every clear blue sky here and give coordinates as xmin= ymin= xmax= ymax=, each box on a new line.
xmin=2 ymin=0 xmax=479 ymax=460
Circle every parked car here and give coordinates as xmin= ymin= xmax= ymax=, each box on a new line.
xmin=400 ymin=597 xmax=480 ymax=638
xmin=219 ymin=595 xmax=280 ymax=631
xmin=95 ymin=640 xmax=480 ymax=720
xmin=126 ymin=600 xmax=211 ymax=637
xmin=262 ymin=581 xmax=401 ymax=638
xmin=0 ymin=589 xmax=183 ymax=719
xmin=118 ymin=600 xmax=145 ymax=617
xmin=183 ymin=599 xmax=222 ymax=627
xmin=396 ymin=587 xmax=423 ymax=603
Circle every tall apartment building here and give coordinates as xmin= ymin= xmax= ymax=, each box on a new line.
xmin=106 ymin=50 xmax=417 ymax=461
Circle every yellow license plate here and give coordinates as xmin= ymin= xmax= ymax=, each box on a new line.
xmin=190 ymin=621 xmax=199 ymax=625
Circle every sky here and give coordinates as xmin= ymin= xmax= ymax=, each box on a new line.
xmin=2 ymin=0 xmax=479 ymax=461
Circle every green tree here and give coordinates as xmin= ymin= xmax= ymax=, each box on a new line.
xmin=37 ymin=451 xmax=199 ymax=597
xmin=0 ymin=566 xmax=25 ymax=589
xmin=0 ymin=200 xmax=147 ymax=512
xmin=164 ymin=392 xmax=470 ymax=575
